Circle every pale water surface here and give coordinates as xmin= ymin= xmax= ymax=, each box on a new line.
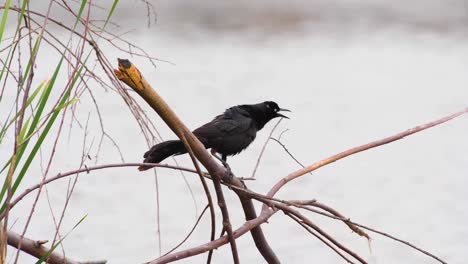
xmin=3 ymin=1 xmax=468 ymax=263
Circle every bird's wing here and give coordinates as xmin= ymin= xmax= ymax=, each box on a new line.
xmin=214 ymin=115 xmax=252 ymax=133
xmin=193 ymin=113 xmax=253 ymax=144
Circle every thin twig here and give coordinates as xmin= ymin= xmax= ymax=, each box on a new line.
xmin=162 ymin=205 xmax=210 ymax=256
xmin=270 ymin=137 xmax=308 ymax=169
xmin=6 ymin=158 xmax=449 ymax=264
xmin=160 ymin=109 xmax=466 ymax=263
xmin=250 ymin=118 xmax=282 ymax=178
xmin=273 ymin=203 xmax=367 ymax=263
xmin=115 ymin=59 xmax=240 ymax=264
xmin=310 ymin=202 xmax=447 ymax=264
xmin=286 ymin=212 xmax=356 ymax=264
xmin=10 ymin=2 xmax=55 ymax=262
xmin=179 ymin=134 xmax=218 ymax=263
xmin=0 ymin=163 xmax=201 ymax=221
xmin=153 ymin=170 xmax=162 ymax=256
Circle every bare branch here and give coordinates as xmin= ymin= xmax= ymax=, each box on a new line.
xmin=159 ymin=108 xmax=466 ymax=263
xmin=265 ymin=108 xmax=468 ymax=201
xmin=312 ymin=201 xmax=447 ymax=264
xmin=250 ymin=118 xmax=282 ymax=178
xmin=0 ymin=163 xmax=200 ymax=221
xmin=273 ymin=203 xmax=367 ymax=263
xmin=7 ymin=230 xmax=106 ymax=264
xmin=149 ymin=208 xmax=278 ymax=264
xmin=162 ymin=204 xmax=210 ymax=256
xmin=286 ymin=212 xmax=356 ymax=264
xmin=4 ymin=159 xmax=450 ymax=264
xmin=115 ymin=59 xmax=242 ymax=263
xmin=270 ymin=137 xmax=308 ymax=169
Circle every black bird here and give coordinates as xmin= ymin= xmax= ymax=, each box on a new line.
xmin=138 ymin=101 xmax=290 ymax=171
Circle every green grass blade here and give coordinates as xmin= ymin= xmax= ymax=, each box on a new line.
xmin=104 ymin=0 xmax=119 ymax=28
xmin=0 ymin=57 xmax=63 ymax=204
xmin=12 ymin=56 xmax=61 ymax=165
xmin=0 ymin=0 xmax=31 ymax=83
xmin=73 ymin=0 xmax=88 ymax=29
xmin=0 ymin=112 xmax=12 ymax=144
xmin=0 ymin=0 xmax=100 ymax=208
xmin=17 ymin=116 xmax=31 ymax=143
xmin=0 ymin=57 xmax=86 ymax=209
xmin=54 ymin=97 xmax=79 ymax=113
xmin=18 ymin=34 xmax=41 ymax=90
xmin=0 ymin=0 xmax=11 ymax=45
xmin=0 ymin=86 xmax=69 ymax=210
xmin=0 ymin=57 xmax=64 ymax=201
xmin=0 ymin=80 xmax=46 ymax=144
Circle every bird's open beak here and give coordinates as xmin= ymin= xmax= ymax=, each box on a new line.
xmin=277 ymin=108 xmax=291 ymax=119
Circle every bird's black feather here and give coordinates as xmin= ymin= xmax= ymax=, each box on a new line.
xmin=138 ymin=101 xmax=288 ymax=171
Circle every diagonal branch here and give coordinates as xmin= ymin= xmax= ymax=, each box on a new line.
xmin=114 ymin=59 xmax=241 ymax=264
xmin=286 ymin=212 xmax=357 ymax=264
xmin=161 ymin=108 xmax=466 ymax=263
xmin=6 ymin=158 xmax=450 ymax=264
xmin=308 ymin=201 xmax=447 ymax=264
xmin=162 ymin=204 xmax=210 ymax=256
xmin=264 ymin=107 xmax=468 ymax=201
xmin=273 ymin=203 xmax=367 ymax=263
xmin=149 ymin=208 xmax=279 ymax=264
xmin=0 ymin=163 xmax=200 ymax=221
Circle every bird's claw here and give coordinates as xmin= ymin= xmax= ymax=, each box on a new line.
xmin=220 ymin=160 xmax=234 ymax=180
xmin=211 ymin=151 xmax=234 ymax=179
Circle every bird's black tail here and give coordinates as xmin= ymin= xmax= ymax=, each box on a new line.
xmin=138 ymin=140 xmax=187 ymax=171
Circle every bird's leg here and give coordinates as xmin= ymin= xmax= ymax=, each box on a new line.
xmin=210 ymin=150 xmax=233 ymax=179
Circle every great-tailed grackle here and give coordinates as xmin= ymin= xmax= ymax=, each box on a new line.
xmin=138 ymin=101 xmax=289 ymax=171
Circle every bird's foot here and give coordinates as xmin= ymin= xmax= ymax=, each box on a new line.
xmin=220 ymin=159 xmax=234 ymax=180
xmin=211 ymin=150 xmax=234 ymax=179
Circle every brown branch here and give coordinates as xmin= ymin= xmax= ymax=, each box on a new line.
xmin=7 ymin=230 xmax=106 ymax=264
xmin=273 ymin=203 xmax=367 ymax=264
xmin=7 ymin=160 xmax=448 ymax=264
xmin=3 ymin=159 xmax=277 ymax=263
xmin=114 ymin=59 xmax=242 ymax=264
xmin=0 ymin=163 xmax=201 ymax=221
xmin=201 ymin=159 xmax=239 ymax=263
xmin=232 ymin=182 xmax=280 ymax=264
xmin=4 ymin=2 xmax=55 ymax=261
xmin=8 ymin=158 xmax=448 ymax=264
xmin=286 ymin=200 xmax=369 ymax=239
xmin=265 ymin=108 xmax=468 ymax=201
xmin=286 ymin=212 xmax=356 ymax=264
xmin=162 ymin=204 xmax=210 ymax=256
xmin=160 ymin=109 xmax=466 ymax=263
xmin=280 ymin=198 xmax=446 ymax=263
xmin=149 ymin=208 xmax=278 ymax=264
xmin=176 ymin=137 xmax=217 ymax=262
xmin=310 ymin=202 xmax=447 ymax=264
xmin=232 ymin=190 xmax=367 ymax=263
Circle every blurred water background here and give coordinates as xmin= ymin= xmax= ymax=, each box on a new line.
xmin=2 ymin=0 xmax=468 ymax=263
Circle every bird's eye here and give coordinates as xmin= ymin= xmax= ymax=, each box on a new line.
xmin=266 ymin=104 xmax=271 ymax=109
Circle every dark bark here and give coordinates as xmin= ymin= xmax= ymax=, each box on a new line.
xmin=237 ymin=191 xmax=280 ymax=264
